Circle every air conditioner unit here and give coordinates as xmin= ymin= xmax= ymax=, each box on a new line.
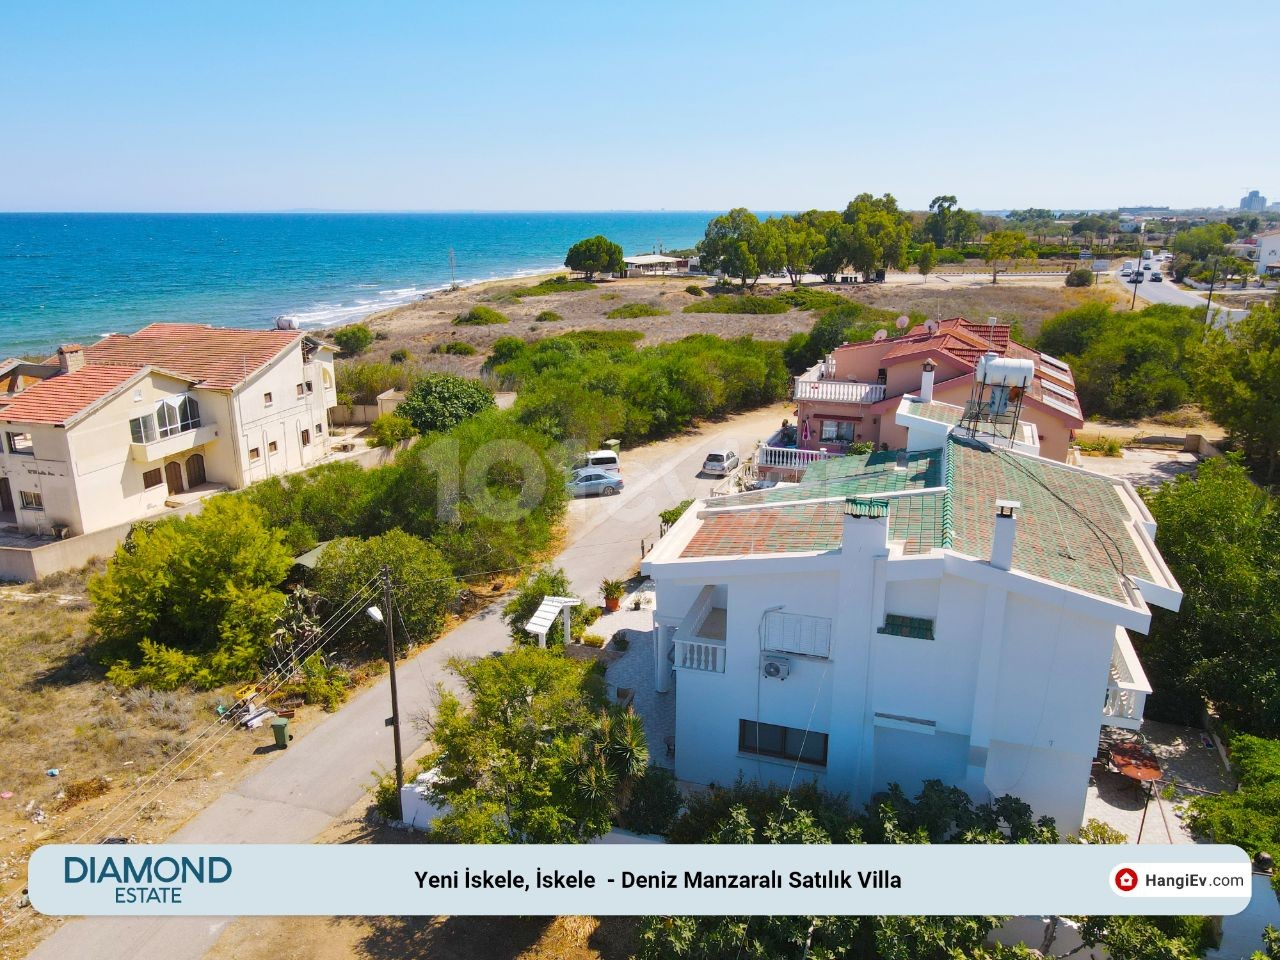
xmin=762 ymin=656 xmax=791 ymax=681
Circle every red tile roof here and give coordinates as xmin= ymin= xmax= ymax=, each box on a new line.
xmin=681 ymin=504 xmax=845 ymax=558
xmin=0 ymin=364 xmax=142 ymax=426
xmin=82 ymin=324 xmax=302 ymax=390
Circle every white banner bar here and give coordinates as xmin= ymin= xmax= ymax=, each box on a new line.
xmin=29 ymin=843 xmax=1253 ymax=917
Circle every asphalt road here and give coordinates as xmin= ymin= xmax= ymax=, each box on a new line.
xmin=26 ymin=403 xmax=789 ymax=960
xmin=1113 ymin=262 xmax=1246 ymax=322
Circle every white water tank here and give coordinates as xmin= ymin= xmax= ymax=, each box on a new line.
xmin=274 ymin=315 xmax=300 ymax=331
xmin=976 ymin=352 xmax=1034 ymax=388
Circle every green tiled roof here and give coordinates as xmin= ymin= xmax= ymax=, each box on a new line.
xmin=900 ymin=397 xmax=964 ymax=426
xmin=886 ymin=491 xmax=948 ymax=555
xmin=878 ymin=614 xmax=936 ymax=640
xmin=845 ymin=498 xmax=890 ymax=518
xmin=715 ymin=449 xmax=942 ymax=509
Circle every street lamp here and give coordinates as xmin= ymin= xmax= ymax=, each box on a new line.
xmin=368 ymin=571 xmax=404 ymax=820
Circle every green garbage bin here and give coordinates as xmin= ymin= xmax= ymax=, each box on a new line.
xmin=271 ymin=717 xmax=290 ymax=749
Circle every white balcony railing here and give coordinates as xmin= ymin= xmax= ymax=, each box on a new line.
xmin=1102 ymin=627 xmax=1151 ymax=730
xmin=794 ymin=379 xmax=887 ymax=404
xmin=755 ymin=444 xmax=837 ymax=472
xmin=676 ymin=637 xmax=726 ymax=673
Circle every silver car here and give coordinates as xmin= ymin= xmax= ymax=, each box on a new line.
xmin=566 ymin=470 xmax=623 ymax=497
xmin=701 ymin=450 xmax=739 ymax=476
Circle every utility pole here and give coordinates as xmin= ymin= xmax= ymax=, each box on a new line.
xmin=381 ymin=565 xmax=405 ymax=818
xmin=1204 ymin=256 xmax=1220 ymax=325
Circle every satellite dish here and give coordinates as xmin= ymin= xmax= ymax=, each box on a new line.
xmin=924 ymin=319 xmax=940 ymax=333
xmin=895 ymin=315 xmax=910 ymax=329
xmin=873 ymin=329 xmax=888 ymax=342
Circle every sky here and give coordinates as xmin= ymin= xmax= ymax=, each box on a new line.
xmin=2 ymin=1 xmax=1276 ymax=213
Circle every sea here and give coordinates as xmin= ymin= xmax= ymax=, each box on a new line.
xmin=0 ymin=212 xmax=716 ymax=358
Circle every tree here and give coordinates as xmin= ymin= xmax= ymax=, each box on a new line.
xmin=564 ymin=235 xmax=624 ymax=279
xmin=313 ymin=529 xmax=456 ymax=655
xmin=838 ymin=193 xmax=913 ymax=280
xmin=983 ymin=229 xmax=1034 ymax=283
xmin=1193 ymin=301 xmax=1280 ymax=480
xmin=916 ymin=241 xmax=938 ymax=281
xmin=922 ymin=195 xmax=956 ymax=247
xmin=1141 ymin=456 xmax=1280 ymax=734
xmin=502 ymin=566 xmax=582 ymax=646
xmin=697 ymin=208 xmax=781 ymax=288
xmin=772 ymin=214 xmax=825 ymax=286
xmin=332 ymin=324 xmax=373 ymax=356
xmin=396 ymin=373 xmax=496 ymax=435
xmin=94 ymin=497 xmax=292 ymax=689
xmin=366 ymin=412 xmax=417 ymax=448
xmin=1170 ymin=223 xmax=1234 ymax=262
xmin=423 ymin=646 xmax=647 ymax=843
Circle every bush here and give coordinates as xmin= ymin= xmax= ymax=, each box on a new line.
xmin=847 ymin=441 xmax=875 ymax=455
xmin=371 ymin=769 xmax=400 ymax=819
xmin=312 ymin=530 xmax=457 ymax=656
xmin=389 ymin=348 xmax=410 ymax=364
xmin=508 ymin=276 xmax=595 ymax=297
xmin=682 ymin=294 xmax=790 ymax=315
xmin=336 ymin=361 xmax=414 ymax=404
xmin=935 ymin=248 xmax=966 ymax=264
xmin=684 ymin=284 xmax=705 ymax=296
xmin=1075 ymin=434 xmax=1122 ymax=456
xmin=606 ymin=302 xmax=668 ymax=319
xmin=454 ymin=305 xmax=509 ymax=326
xmin=237 ymin=460 xmax=390 ymax=552
xmin=397 ymin=373 xmax=495 ymax=434
xmin=619 ymin=767 xmax=682 ymax=836
xmin=1186 ymin=735 xmax=1280 ymax=860
xmin=332 ymin=324 xmax=374 ymax=356
xmin=94 ymin=497 xmax=293 ymax=689
xmin=1065 ymin=267 xmax=1094 ymax=287
xmin=503 ymin=567 xmax=582 ymax=646
xmin=659 ymin=499 xmax=694 ymax=527
xmin=772 ymin=287 xmax=845 ymax=311
xmin=366 ymin=412 xmax=417 ymax=448
xmin=534 ymin=310 xmax=563 ymax=322
xmin=430 ymin=340 xmax=477 ymax=355
xmin=300 ymin=651 xmax=349 ymax=712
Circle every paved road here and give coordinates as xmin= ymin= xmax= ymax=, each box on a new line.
xmin=27 ymin=403 xmax=789 ymax=960
xmin=1113 ymin=263 xmax=1246 ymax=323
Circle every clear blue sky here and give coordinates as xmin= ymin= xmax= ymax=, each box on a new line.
xmin=2 ymin=1 xmax=1275 ymax=213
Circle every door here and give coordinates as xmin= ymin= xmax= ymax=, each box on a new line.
xmin=164 ymin=461 xmax=184 ymax=495
xmin=185 ymin=453 xmax=206 ymax=487
xmin=0 ymin=477 xmax=13 ymax=515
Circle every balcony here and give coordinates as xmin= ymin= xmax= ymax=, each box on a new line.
xmin=794 ymin=362 xmax=886 ymax=405
xmin=1102 ymin=627 xmax=1151 ymax=730
xmin=673 ymin=585 xmax=727 ymax=673
xmin=129 ymin=423 xmax=220 ymax=463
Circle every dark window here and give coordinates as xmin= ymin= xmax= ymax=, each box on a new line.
xmin=129 ymin=415 xmax=157 ymax=444
xmin=876 ymin=368 xmax=887 ymax=384
xmin=296 ymin=383 xmax=305 ymax=398
xmin=20 ymin=489 xmax=43 ymax=510
xmin=305 ymin=380 xmax=314 ymax=394
xmin=5 ymin=432 xmax=34 ymax=456
xmin=268 ymin=441 xmax=278 ymax=454
xmin=738 ymin=719 xmax=828 ymax=767
xmin=248 ymin=447 xmax=261 ymax=462
xmin=314 ymin=422 xmax=323 ymax=435
xmin=264 ymin=391 xmax=274 ymax=406
xmin=301 ymin=429 xmax=311 ymax=447
xmin=142 ymin=468 xmax=163 ymax=489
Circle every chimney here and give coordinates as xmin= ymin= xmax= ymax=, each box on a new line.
xmin=990 ymin=500 xmax=1020 ymax=570
xmin=57 ymin=344 xmax=85 ymax=374
xmin=920 ymin=358 xmax=936 ymax=403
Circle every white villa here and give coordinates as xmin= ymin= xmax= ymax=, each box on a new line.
xmin=0 ymin=323 xmax=338 ymax=539
xmin=641 ymin=365 xmax=1182 ymax=829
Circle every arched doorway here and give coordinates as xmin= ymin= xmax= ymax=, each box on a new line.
xmin=185 ymin=453 xmax=206 ymax=488
xmin=164 ymin=461 xmax=184 ymax=495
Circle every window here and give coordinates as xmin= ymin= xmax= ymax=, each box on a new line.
xmin=296 ymin=383 xmax=305 ymax=398
xmin=305 ymin=380 xmax=314 ymax=394
xmin=314 ymin=423 xmax=323 ymax=435
xmin=142 ymin=468 xmax=163 ymax=489
xmin=301 ymin=429 xmax=311 ymax=447
xmin=268 ymin=441 xmax=278 ymax=454
xmin=19 ymin=489 xmax=43 ymax=510
xmin=129 ymin=414 xmax=157 ymax=444
xmin=155 ymin=395 xmax=200 ymax=439
xmin=739 ymin=720 xmax=827 ymax=767
xmin=820 ymin=420 xmax=855 ymax=443
xmin=5 ymin=431 xmax=34 ymax=456
xmin=264 ymin=391 xmax=274 ymax=406
xmin=248 ymin=447 xmax=261 ymax=462
xmin=876 ymin=368 xmax=887 ymax=384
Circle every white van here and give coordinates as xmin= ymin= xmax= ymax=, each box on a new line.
xmin=1121 ymin=260 xmax=1135 ymax=276
xmin=574 ymin=449 xmax=620 ymax=474
xmin=1142 ymin=249 xmax=1153 ymax=261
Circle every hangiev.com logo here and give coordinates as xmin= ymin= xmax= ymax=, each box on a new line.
xmin=64 ymin=854 xmax=232 ymax=904
xmin=1112 ymin=866 xmax=1140 ymax=893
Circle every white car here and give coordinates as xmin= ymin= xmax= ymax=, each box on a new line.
xmin=701 ymin=450 xmax=739 ymax=476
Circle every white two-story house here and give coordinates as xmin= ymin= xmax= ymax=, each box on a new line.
xmin=641 ymin=370 xmax=1181 ymax=829
xmin=0 ymin=323 xmax=337 ymax=537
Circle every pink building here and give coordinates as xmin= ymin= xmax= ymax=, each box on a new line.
xmin=759 ymin=319 xmax=1083 ymax=479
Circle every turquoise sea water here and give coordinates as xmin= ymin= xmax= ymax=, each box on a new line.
xmin=0 ymin=212 xmax=716 ymax=357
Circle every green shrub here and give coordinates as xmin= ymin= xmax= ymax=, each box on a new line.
xmin=371 ymin=769 xmax=401 ymax=819
xmin=336 ymin=361 xmax=414 ymax=404
xmin=1186 ymin=735 xmax=1280 ymax=859
xmin=606 ymin=302 xmax=668 ymax=319
xmin=332 ymin=324 xmax=374 ymax=355
xmin=684 ymin=284 xmax=705 ymax=296
xmin=301 ymin=651 xmax=349 ymax=712
xmin=534 ymin=310 xmax=563 ymax=322
xmin=847 ymin=441 xmax=875 ymax=455
xmin=503 ymin=567 xmax=582 ymax=646
xmin=389 ymin=348 xmax=411 ymax=363
xmin=1075 ymin=434 xmax=1122 ymax=456
xmin=454 ymin=305 xmax=509 ymax=326
xmin=936 ymin=248 xmax=966 ymax=264
xmin=366 ymin=412 xmax=417 ymax=448
xmin=430 ymin=340 xmax=477 ymax=355
xmin=773 ymin=288 xmax=845 ymax=311
xmin=659 ymin=499 xmax=694 ymax=527
xmin=682 ymin=294 xmax=790 ymax=315
xmin=619 ymin=767 xmax=682 ymax=836
xmin=1065 ymin=267 xmax=1094 ymax=287
xmin=582 ymin=633 xmax=606 ymax=648
xmin=397 ymin=373 xmax=495 ymax=434
xmin=508 ymin=276 xmax=595 ymax=297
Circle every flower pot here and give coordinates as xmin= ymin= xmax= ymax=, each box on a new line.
xmin=604 ymin=596 xmax=621 ymax=612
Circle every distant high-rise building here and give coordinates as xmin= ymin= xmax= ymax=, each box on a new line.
xmin=1241 ymin=189 xmax=1268 ymax=211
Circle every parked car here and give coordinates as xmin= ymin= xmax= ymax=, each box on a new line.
xmin=1150 ymin=270 xmax=1163 ymax=282
xmin=567 ymin=471 xmax=623 ymax=497
xmin=574 ymin=449 xmax=620 ymax=473
xmin=702 ymin=450 xmax=739 ymax=476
